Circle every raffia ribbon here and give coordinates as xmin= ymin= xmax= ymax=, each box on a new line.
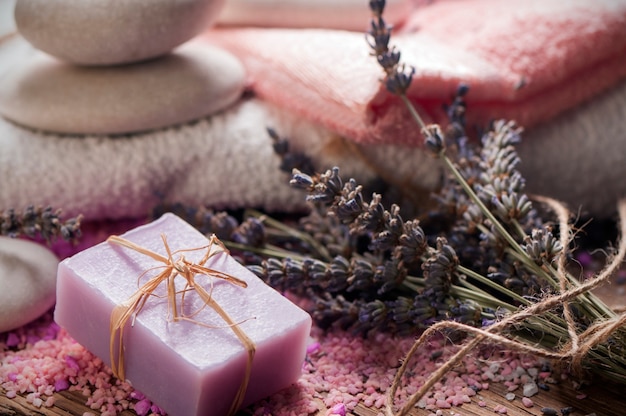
xmin=107 ymin=233 xmax=256 ymax=416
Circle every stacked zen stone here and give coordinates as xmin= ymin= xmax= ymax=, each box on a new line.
xmin=0 ymin=0 xmax=245 ymax=135
xmin=0 ymin=0 xmax=247 ymax=333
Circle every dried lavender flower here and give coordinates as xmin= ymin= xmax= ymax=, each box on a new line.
xmin=367 ymin=0 xmax=414 ymax=95
xmin=523 ymin=228 xmax=563 ymax=266
xmin=423 ymin=124 xmax=446 ymax=156
xmin=0 ymin=205 xmax=82 ymax=244
xmin=268 ymin=127 xmax=315 ymax=175
xmin=152 ymin=203 xmax=239 ymax=240
xmin=422 ymin=237 xmax=458 ymax=293
xmin=231 ymin=217 xmax=266 ymax=247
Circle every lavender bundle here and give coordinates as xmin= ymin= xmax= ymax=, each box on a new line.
xmin=158 ymin=0 xmax=626 ymax=408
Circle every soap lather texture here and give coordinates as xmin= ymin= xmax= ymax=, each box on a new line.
xmin=54 ymin=214 xmax=312 ymax=416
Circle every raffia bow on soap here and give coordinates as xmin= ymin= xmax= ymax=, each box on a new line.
xmin=107 ymin=233 xmax=256 ymax=416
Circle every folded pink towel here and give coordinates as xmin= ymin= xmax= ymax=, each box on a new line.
xmin=203 ymin=0 xmax=626 ymax=145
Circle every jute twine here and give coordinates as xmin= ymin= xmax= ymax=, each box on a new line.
xmin=386 ymin=198 xmax=626 ymax=416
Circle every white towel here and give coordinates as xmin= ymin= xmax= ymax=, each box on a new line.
xmin=0 ymin=98 xmax=441 ymax=221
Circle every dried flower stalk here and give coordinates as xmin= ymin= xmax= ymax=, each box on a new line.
xmin=0 ymin=205 xmax=82 ymax=243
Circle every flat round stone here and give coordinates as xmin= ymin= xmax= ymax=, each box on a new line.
xmin=0 ymin=36 xmax=246 ymax=135
xmin=218 ymin=0 xmax=413 ymax=31
xmin=0 ymin=237 xmax=59 ymax=332
xmin=14 ymin=0 xmax=227 ymax=65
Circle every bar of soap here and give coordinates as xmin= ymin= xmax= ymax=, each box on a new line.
xmin=54 ymin=213 xmax=312 ymax=416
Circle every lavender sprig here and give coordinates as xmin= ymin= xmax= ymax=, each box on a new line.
xmin=365 ymin=0 xmax=626 ymax=386
xmin=0 ymin=205 xmax=82 ymax=244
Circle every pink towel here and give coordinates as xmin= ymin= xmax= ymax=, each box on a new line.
xmin=203 ymin=0 xmax=626 ymax=145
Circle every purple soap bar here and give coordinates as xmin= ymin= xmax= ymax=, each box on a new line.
xmin=55 ymin=213 xmax=311 ymax=416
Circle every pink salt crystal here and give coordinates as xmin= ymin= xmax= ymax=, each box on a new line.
xmin=327 ymin=402 xmax=346 ymax=416
xmin=6 ymin=332 xmax=20 ymax=347
xmin=64 ymin=355 xmax=80 ymax=371
xmin=521 ymin=397 xmax=534 ymax=408
xmin=306 ymin=341 xmax=321 ymax=355
xmin=435 ymin=399 xmax=451 ymax=409
xmin=55 ymin=214 xmax=312 ymax=416
xmin=507 ymin=384 xmax=519 ymax=392
xmin=494 ymin=404 xmax=508 ymax=413
xmin=134 ymin=399 xmax=152 ymax=416
xmin=54 ymin=378 xmax=69 ymax=391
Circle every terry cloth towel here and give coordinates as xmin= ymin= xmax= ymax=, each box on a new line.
xmin=1 ymin=0 xmax=626 ymax=221
xmin=0 ymin=98 xmax=441 ymax=221
xmin=204 ymin=0 xmax=626 ymax=145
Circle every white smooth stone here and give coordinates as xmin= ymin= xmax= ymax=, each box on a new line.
xmin=0 ymin=237 xmax=59 ymax=332
xmin=217 ymin=0 xmax=413 ymax=31
xmin=15 ymin=0 xmax=227 ymax=66
xmin=0 ymin=36 xmax=246 ymax=135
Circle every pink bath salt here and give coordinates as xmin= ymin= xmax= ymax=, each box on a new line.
xmin=494 ymin=404 xmax=508 ymax=414
xmin=507 ymin=384 xmax=519 ymax=392
xmin=326 ymin=402 xmax=346 ymax=416
xmin=6 ymin=332 xmax=20 ymax=347
xmin=64 ymin=355 xmax=80 ymax=371
xmin=54 ymin=378 xmax=69 ymax=392
xmin=130 ymin=390 xmax=145 ymax=400
xmin=55 ymin=213 xmax=312 ymax=416
xmin=306 ymin=341 xmax=321 ymax=355
xmin=462 ymin=387 xmax=476 ymax=397
xmin=32 ymin=397 xmax=44 ymax=408
xmin=521 ymin=397 xmax=534 ymax=408
xmin=134 ymin=399 xmax=152 ymax=416
xmin=435 ymin=399 xmax=451 ymax=409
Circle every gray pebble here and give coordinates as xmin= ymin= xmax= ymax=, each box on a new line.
xmin=0 ymin=37 xmax=246 ymax=135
